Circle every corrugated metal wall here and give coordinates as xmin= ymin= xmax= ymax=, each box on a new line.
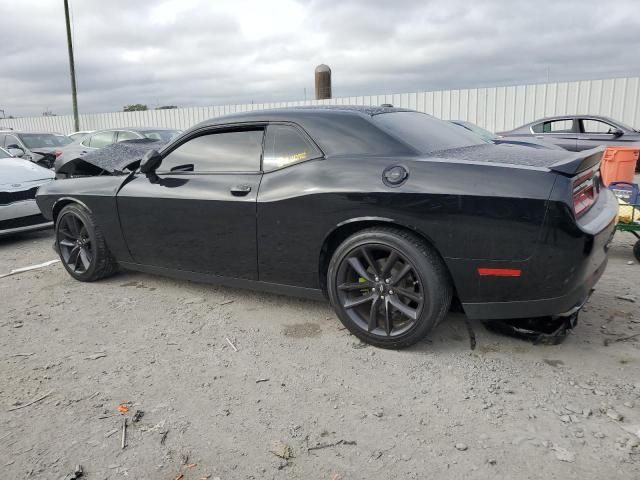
xmin=3 ymin=76 xmax=639 ymax=134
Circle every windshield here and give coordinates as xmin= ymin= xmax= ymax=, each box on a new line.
xmin=373 ymin=112 xmax=488 ymax=153
xmin=19 ymin=133 xmax=72 ymax=149
xmin=142 ymin=130 xmax=181 ymax=142
xmin=451 ymin=121 xmax=496 ymax=141
xmin=608 ymin=118 xmax=639 ymax=133
xmin=69 ymin=132 xmax=90 ymax=141
xmin=0 ymin=147 xmax=11 ymax=159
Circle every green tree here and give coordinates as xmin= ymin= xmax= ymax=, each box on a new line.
xmin=123 ymin=104 xmax=148 ymax=112
xmin=155 ymin=105 xmax=178 ymax=110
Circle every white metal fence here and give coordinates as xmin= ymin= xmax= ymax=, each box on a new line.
xmin=3 ymin=76 xmax=640 ymax=134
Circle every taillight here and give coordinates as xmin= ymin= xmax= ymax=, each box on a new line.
xmin=572 ymin=168 xmax=599 ymax=218
xmin=54 ymin=150 xmax=62 ymax=158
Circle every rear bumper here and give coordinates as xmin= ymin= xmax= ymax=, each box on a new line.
xmin=463 ymin=189 xmax=617 ymax=320
xmin=463 ymin=258 xmax=605 ymax=320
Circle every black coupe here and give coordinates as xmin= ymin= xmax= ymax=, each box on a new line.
xmin=36 ymin=106 xmax=618 ymax=348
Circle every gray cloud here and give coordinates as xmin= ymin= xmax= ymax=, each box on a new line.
xmin=2 ymin=0 xmax=639 ymax=117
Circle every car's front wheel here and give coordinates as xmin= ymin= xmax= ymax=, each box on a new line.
xmin=327 ymin=227 xmax=452 ymax=349
xmin=55 ymin=204 xmax=117 ymax=282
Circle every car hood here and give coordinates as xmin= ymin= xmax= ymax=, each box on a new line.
xmin=30 ymin=146 xmax=62 ymax=153
xmin=57 ymin=138 xmax=168 ymax=175
xmin=0 ymin=158 xmax=55 ymax=187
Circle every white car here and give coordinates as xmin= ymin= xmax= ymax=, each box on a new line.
xmin=1 ymin=148 xmax=55 ymax=236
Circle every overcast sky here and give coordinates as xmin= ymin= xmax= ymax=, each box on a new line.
xmin=3 ymin=0 xmax=640 ymax=117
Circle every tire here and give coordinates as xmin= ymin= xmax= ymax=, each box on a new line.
xmin=55 ymin=204 xmax=117 ymax=282
xmin=634 ymin=240 xmax=640 ymax=262
xmin=327 ymin=227 xmax=452 ymax=349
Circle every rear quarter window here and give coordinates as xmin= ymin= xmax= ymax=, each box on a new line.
xmin=263 ymin=124 xmax=322 ymax=171
xmin=372 ymin=112 xmax=487 ymax=153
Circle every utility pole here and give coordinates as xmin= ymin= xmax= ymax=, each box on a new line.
xmin=63 ymin=0 xmax=79 ymax=131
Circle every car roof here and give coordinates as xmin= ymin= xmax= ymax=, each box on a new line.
xmin=1 ymin=131 xmax=66 ymax=135
xmin=90 ymin=127 xmax=179 ymax=133
xmin=524 ymin=114 xmax=623 ymax=126
xmin=195 ymin=105 xmax=415 ymax=128
xmin=170 ymin=105 xmax=420 ymax=157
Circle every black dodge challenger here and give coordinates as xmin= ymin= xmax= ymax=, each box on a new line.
xmin=36 ymin=106 xmax=618 ymax=348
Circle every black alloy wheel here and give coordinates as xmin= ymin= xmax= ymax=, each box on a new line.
xmin=327 ymin=227 xmax=452 ymax=349
xmin=55 ymin=204 xmax=117 ymax=282
xmin=335 ymin=244 xmax=424 ymax=337
xmin=57 ymin=212 xmax=93 ymax=274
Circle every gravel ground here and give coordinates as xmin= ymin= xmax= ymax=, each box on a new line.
xmin=1 ymin=229 xmax=639 ymax=480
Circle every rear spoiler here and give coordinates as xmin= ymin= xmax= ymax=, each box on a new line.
xmin=549 ymin=147 xmax=604 ymax=176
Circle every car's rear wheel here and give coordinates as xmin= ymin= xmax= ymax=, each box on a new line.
xmin=55 ymin=204 xmax=117 ymax=282
xmin=327 ymin=227 xmax=452 ymax=349
xmin=633 ymin=240 xmax=640 ymax=262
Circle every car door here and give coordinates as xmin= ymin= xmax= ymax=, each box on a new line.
xmin=116 ymin=126 xmax=264 ymax=279
xmin=529 ymin=118 xmax=578 ymax=151
xmin=576 ymin=118 xmax=626 ymax=151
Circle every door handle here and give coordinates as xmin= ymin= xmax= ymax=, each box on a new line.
xmin=230 ymin=184 xmax=252 ymax=196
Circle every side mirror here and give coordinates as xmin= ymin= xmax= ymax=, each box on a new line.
xmin=140 ymin=149 xmax=162 ymax=174
xmin=612 ymin=128 xmax=624 ymax=137
xmin=7 ymin=147 xmax=24 ymax=157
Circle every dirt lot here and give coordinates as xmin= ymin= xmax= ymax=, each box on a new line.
xmin=1 ymin=229 xmax=639 ymax=480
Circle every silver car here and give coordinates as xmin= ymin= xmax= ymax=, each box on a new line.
xmin=0 ymin=131 xmax=72 ymax=168
xmin=498 ymin=115 xmax=640 ymax=152
xmin=1 ymin=148 xmax=55 ymax=236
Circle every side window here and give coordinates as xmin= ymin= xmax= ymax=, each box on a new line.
xmin=532 ymin=119 xmax=574 ymax=134
xmin=117 ymin=131 xmax=140 ymax=142
xmin=581 ymin=119 xmax=616 ymax=134
xmin=263 ymin=124 xmax=322 ymax=171
xmin=160 ymin=129 xmax=263 ymax=173
xmin=86 ymin=131 xmax=115 ymax=148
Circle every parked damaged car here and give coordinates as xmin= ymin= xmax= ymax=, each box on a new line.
xmin=36 ymin=106 xmax=618 ymax=348
xmin=0 ymin=131 xmax=72 ymax=168
xmin=55 ymin=127 xmax=181 ymax=176
xmin=1 ymin=155 xmax=54 ymax=236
